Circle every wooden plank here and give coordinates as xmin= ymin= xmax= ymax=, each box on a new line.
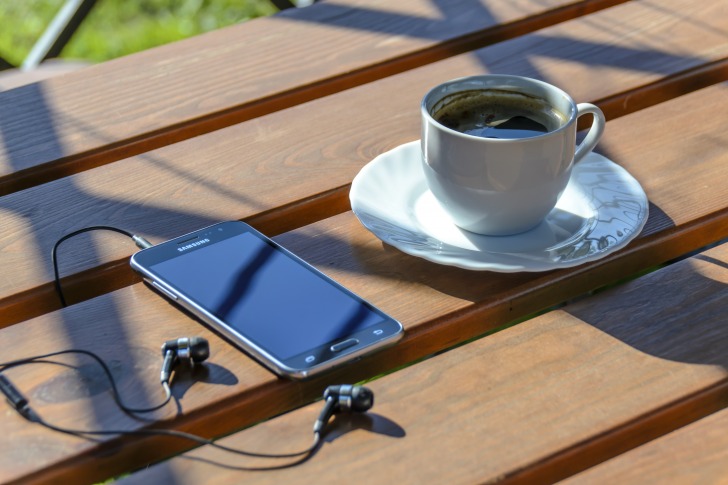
xmin=2 ymin=0 xmax=727 ymax=325
xmin=561 ymin=408 xmax=728 ymax=485
xmin=0 ymin=0 xmax=625 ymax=196
xmin=118 ymin=243 xmax=728 ymax=484
xmin=0 ymin=81 xmax=727 ymax=485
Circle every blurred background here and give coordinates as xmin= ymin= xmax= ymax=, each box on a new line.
xmin=0 ymin=0 xmax=286 ymax=66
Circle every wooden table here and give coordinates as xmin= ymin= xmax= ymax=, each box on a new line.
xmin=0 ymin=1 xmax=726 ymax=483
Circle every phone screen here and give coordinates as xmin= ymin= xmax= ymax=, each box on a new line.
xmin=144 ymin=227 xmax=394 ymax=367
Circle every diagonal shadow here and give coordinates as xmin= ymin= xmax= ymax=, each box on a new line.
xmin=0 ymin=98 xmax=275 ymax=282
xmin=56 ymin=110 xmax=269 ymax=212
xmin=1 ymin=0 xmax=709 ymax=204
xmin=477 ymin=33 xmax=706 ymax=75
xmin=0 ymin=85 xmax=234 ymax=485
xmin=275 ymin=1 xmax=495 ymax=40
xmin=0 ymin=176 xmax=224 ymax=277
xmin=0 ymin=83 xmax=135 ymax=435
xmin=0 ymin=84 xmax=234 ymax=485
xmin=563 ymin=252 xmax=728 ymax=369
xmin=274 ymin=0 xmax=706 ymax=89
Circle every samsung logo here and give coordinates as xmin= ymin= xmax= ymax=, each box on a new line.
xmin=177 ymin=238 xmax=210 ymax=252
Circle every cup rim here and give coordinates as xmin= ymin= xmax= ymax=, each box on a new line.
xmin=421 ymin=74 xmax=578 ymax=142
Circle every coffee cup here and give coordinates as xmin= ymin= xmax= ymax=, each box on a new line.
xmin=421 ymin=75 xmax=605 ymax=236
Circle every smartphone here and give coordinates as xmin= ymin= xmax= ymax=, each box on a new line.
xmin=130 ymin=221 xmax=403 ymax=379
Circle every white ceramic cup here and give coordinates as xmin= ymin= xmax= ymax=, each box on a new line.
xmin=421 ymin=75 xmax=605 ymax=236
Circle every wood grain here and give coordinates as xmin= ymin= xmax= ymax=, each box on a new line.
xmin=0 ymin=81 xmax=727 ymax=484
xmin=119 ymin=243 xmax=728 ymax=485
xmin=560 ymin=408 xmax=728 ymax=485
xmin=0 ymin=0 xmax=626 ymax=195
xmin=2 ymin=0 xmax=727 ymax=325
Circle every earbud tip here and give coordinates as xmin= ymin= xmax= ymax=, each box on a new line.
xmin=352 ymin=386 xmax=374 ymax=412
xmin=189 ymin=337 xmax=210 ymax=362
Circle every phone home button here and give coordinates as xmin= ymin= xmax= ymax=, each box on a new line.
xmin=330 ymin=338 xmax=359 ymax=353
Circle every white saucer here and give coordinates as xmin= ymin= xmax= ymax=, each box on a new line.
xmin=350 ymin=141 xmax=648 ymax=272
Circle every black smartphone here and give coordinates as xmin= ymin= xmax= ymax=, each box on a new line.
xmin=130 ymin=221 xmax=403 ymax=379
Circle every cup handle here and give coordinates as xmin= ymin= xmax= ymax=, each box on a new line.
xmin=573 ymin=103 xmax=606 ymax=164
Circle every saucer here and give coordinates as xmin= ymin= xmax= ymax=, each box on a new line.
xmin=350 ymin=141 xmax=648 ymax=272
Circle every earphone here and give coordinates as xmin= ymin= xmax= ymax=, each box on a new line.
xmin=160 ymin=336 xmax=210 ymax=385
xmin=0 ymin=337 xmax=373 ymax=466
xmin=314 ymin=384 xmax=374 ymax=433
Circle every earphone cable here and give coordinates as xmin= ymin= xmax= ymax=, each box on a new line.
xmin=51 ymin=225 xmax=152 ymax=307
xmin=0 ymin=350 xmax=320 ymax=460
xmin=0 ymin=348 xmax=171 ymax=414
xmin=30 ymin=414 xmax=321 ymax=460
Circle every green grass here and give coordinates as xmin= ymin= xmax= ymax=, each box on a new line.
xmin=0 ymin=0 xmax=277 ymax=66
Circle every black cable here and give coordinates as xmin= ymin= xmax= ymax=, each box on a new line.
xmin=0 ymin=350 xmax=320 ymax=463
xmin=31 ymin=414 xmax=321 ymax=461
xmin=38 ymin=226 xmax=321 ymax=464
xmin=1 ymin=349 xmax=170 ymax=414
xmin=51 ymin=225 xmax=152 ymax=307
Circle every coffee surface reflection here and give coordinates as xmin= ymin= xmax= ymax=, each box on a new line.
xmin=433 ymin=89 xmax=566 ymax=139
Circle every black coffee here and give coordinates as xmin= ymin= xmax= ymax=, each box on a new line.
xmin=432 ymin=89 xmax=566 ymax=139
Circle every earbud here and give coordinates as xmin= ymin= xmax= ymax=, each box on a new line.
xmin=313 ymin=384 xmax=374 ymax=434
xmin=160 ymin=337 xmax=210 ymax=384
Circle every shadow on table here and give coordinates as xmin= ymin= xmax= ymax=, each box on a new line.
xmin=278 ymin=0 xmax=706 ymax=86
xmin=324 ymin=411 xmax=406 ymax=442
xmin=277 ymin=198 xmax=675 ymax=304
xmin=171 ymin=362 xmax=240 ymax=401
xmin=563 ymin=249 xmax=728 ymax=369
xmin=172 ymin=411 xmax=405 ymax=472
xmin=559 ymin=144 xmax=727 ymax=368
xmin=277 ymin=189 xmax=728 ymax=371
xmin=0 ymin=83 xmax=244 ymax=479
